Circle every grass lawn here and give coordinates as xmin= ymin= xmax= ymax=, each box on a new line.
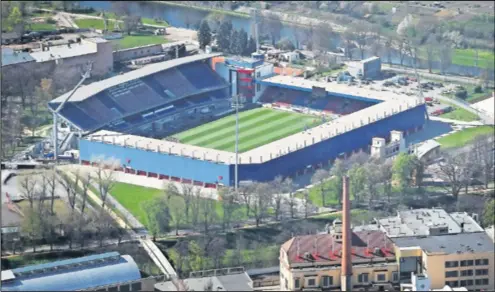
xmin=440 ymin=107 xmax=479 ymax=122
xmin=442 ymin=84 xmax=493 ymax=104
xmin=74 ymin=18 xmax=115 ymax=30
xmin=295 ymin=178 xmax=340 ymax=207
xmin=452 ymin=48 xmax=495 ymax=69
xmin=26 ymin=22 xmax=57 ymax=31
xmin=17 ymin=199 xmax=70 ymax=217
xmin=142 ymin=17 xmax=169 ymax=27
xmin=111 ymin=35 xmax=169 ymax=50
xmin=437 ymin=126 xmax=494 ymax=149
xmin=110 ymin=182 xmax=247 ymax=229
xmin=172 ymin=108 xmax=322 ymax=153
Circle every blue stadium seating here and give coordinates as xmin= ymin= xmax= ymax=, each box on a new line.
xmin=95 ymin=92 xmax=126 ymax=115
xmin=178 ymin=62 xmax=223 ymax=89
xmin=59 ymin=103 xmax=99 ymax=130
xmin=77 ymin=97 xmax=120 ymax=123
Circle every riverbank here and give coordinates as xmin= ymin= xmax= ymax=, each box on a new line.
xmin=154 ymin=1 xmax=250 ymax=18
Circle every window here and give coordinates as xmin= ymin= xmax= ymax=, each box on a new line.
xmin=460 ymin=260 xmax=474 ymax=266
xmin=482 ymin=279 xmax=489 ymax=285
xmin=256 ymin=83 xmax=260 ymax=92
xmin=445 ymin=261 xmax=459 ymax=268
xmin=307 ymin=278 xmax=316 ymax=287
xmin=392 ymin=272 xmax=399 ymax=282
xmin=475 ymin=279 xmax=489 ymax=286
xmin=445 ymin=281 xmax=459 ymax=287
xmin=358 ymin=273 xmax=369 ymax=283
xmin=460 ymin=280 xmax=466 ymax=287
xmin=377 ymin=274 xmax=386 ymax=282
xmin=460 ymin=270 xmax=473 ymax=277
xmin=257 ymin=72 xmax=261 ymax=78
xmin=321 ymin=276 xmax=333 ymax=287
xmin=475 ymin=269 xmax=489 ymax=276
xmin=445 ymin=271 xmax=458 ymax=278
xmin=466 ymin=280 xmax=473 ymax=286
xmin=294 ymin=278 xmax=300 ymax=288
xmin=475 ymin=259 xmax=489 ymax=266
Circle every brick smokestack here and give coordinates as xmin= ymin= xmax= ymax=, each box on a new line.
xmin=341 ymin=175 xmax=352 ymax=291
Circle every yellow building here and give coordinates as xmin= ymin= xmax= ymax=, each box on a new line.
xmin=393 ymin=232 xmax=494 ymax=291
xmin=279 ymin=223 xmax=400 ymax=291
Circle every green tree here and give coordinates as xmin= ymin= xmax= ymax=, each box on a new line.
xmin=311 ymin=169 xmax=329 ymax=207
xmin=329 ymin=159 xmax=346 ymax=204
xmin=198 ymin=20 xmax=212 ymax=49
xmin=276 ymin=37 xmax=296 ymax=51
xmin=245 ymin=36 xmax=257 ymax=56
xmin=7 ymin=6 xmax=24 ymax=35
xmin=141 ymin=197 xmax=171 ymax=241
xmin=230 ymin=29 xmax=243 ymax=55
xmin=217 ymin=19 xmax=233 ymax=52
xmin=483 ymin=199 xmax=495 ymax=227
xmin=392 ymin=153 xmax=415 ymax=193
xmin=238 ymin=28 xmax=248 ymax=55
xmin=348 ymin=165 xmax=366 ymax=203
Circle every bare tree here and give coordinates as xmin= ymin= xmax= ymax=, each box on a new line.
xmin=311 ymin=169 xmax=329 ymax=207
xmin=93 ymin=157 xmax=118 ymax=210
xmin=252 ymin=183 xmax=272 ymax=227
xmin=199 ymin=198 xmax=217 ymax=234
xmin=312 ymin=22 xmax=334 ymax=55
xmin=271 ymin=176 xmax=285 ymax=221
xmin=425 ymin=34 xmax=439 ymax=73
xmin=343 ymin=29 xmax=355 ymax=60
xmin=472 ymin=135 xmax=495 ymax=189
xmin=438 ymin=39 xmax=453 ymax=74
xmin=18 ymin=173 xmax=38 ymax=209
xmin=395 ymin=36 xmax=407 ymax=67
xmin=79 ymin=172 xmax=92 ymax=215
xmin=43 ymin=170 xmax=58 ymax=215
xmin=94 ymin=211 xmax=114 ymax=247
xmin=171 ymin=199 xmax=186 ymax=236
xmin=260 ymin=12 xmax=283 ymax=45
xmin=203 ymin=236 xmax=226 ymax=269
xmin=239 ymin=184 xmax=253 ymax=217
xmin=57 ymin=171 xmax=77 ymax=211
xmin=190 ymin=188 xmax=202 ymax=227
xmin=436 ymin=151 xmax=471 ymax=207
xmin=353 ymin=22 xmax=370 ymax=60
xmin=283 ymin=177 xmax=298 ymax=219
xmin=383 ymin=36 xmax=393 ymax=65
xmin=302 ymin=189 xmax=310 ymax=219
xmin=178 ymin=182 xmax=195 ymax=224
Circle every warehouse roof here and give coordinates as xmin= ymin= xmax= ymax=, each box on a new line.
xmin=1 ymin=48 xmax=35 ymax=67
xmin=154 ymin=272 xmax=253 ymax=291
xmin=392 ymin=232 xmax=494 ymax=254
xmin=50 ymin=53 xmax=222 ymax=103
xmin=30 ymin=41 xmax=98 ymax=62
xmin=1 ymin=252 xmax=141 ymax=291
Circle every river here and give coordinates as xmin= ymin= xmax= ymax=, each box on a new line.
xmin=78 ymin=1 xmax=484 ymax=77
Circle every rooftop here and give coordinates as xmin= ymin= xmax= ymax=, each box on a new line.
xmin=1 ymin=48 xmax=36 ymax=67
xmin=392 ymin=232 xmax=494 ymax=254
xmin=281 ymin=231 xmax=396 ymax=266
xmin=50 ymin=53 xmax=222 ymax=104
xmin=376 ymin=209 xmax=483 ymax=237
xmin=1 ymin=252 xmax=141 ymax=291
xmin=154 ymin=272 xmax=253 ymax=291
xmin=414 ymin=139 xmax=441 ymax=159
xmin=29 ymin=41 xmax=99 ymax=62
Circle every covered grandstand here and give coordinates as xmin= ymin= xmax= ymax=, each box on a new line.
xmin=48 ymin=53 xmax=228 ymax=137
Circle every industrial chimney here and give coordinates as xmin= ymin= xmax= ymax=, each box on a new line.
xmin=341 ymin=176 xmax=352 ymax=291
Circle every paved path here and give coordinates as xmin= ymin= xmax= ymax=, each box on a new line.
xmin=429 ymin=116 xmax=484 ymax=126
xmin=382 ymin=64 xmax=482 ymax=85
xmin=2 ymin=239 xmax=134 ymax=256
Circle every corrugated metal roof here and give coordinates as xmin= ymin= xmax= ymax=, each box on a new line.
xmin=2 ymin=254 xmax=141 ymax=291
xmin=393 ymin=232 xmax=494 ymax=254
xmin=29 ymin=42 xmax=98 ymax=62
xmin=49 ymin=53 xmax=223 ymax=104
xmin=1 ymin=48 xmax=35 ymax=67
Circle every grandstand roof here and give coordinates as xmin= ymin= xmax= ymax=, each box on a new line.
xmin=261 ymin=75 xmax=419 ymax=103
xmin=1 ymin=253 xmax=141 ymax=291
xmin=49 ymin=53 xmax=222 ymax=104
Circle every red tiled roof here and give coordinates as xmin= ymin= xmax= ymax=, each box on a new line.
xmin=282 ymin=231 xmax=395 ymax=265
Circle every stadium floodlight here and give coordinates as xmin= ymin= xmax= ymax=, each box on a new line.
xmin=53 ymin=62 xmax=93 ymax=161
xmin=231 ymin=94 xmax=245 ymax=193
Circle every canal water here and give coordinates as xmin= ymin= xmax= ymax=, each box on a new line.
xmin=78 ymin=1 xmax=484 ymax=77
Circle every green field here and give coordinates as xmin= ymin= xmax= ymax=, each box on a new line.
xmin=172 ymin=108 xmax=322 ymax=153
xmin=111 ymin=35 xmax=169 ymax=50
xmin=74 ymin=18 xmax=116 ymax=30
xmin=440 ymin=107 xmax=479 ymax=122
xmin=437 ymin=126 xmax=494 ymax=149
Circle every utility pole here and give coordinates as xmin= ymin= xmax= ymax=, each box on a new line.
xmin=231 ymin=94 xmax=244 ymax=193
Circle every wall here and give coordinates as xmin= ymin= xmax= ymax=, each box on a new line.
xmin=79 ymin=139 xmax=231 ymax=185
xmin=113 ymin=44 xmax=164 ymax=62
xmin=235 ymin=105 xmax=426 ymax=185
xmin=425 ymin=251 xmax=495 ymax=290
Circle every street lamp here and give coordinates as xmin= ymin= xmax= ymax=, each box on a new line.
xmin=231 ymin=94 xmax=245 ymax=193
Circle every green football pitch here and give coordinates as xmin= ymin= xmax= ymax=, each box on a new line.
xmin=171 ymin=108 xmax=322 ymax=153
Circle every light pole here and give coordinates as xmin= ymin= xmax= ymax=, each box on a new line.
xmin=231 ymin=94 xmax=244 ymax=193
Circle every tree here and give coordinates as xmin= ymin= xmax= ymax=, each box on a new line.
xmin=219 ymin=187 xmax=238 ymax=231
xmin=436 ymin=151 xmax=471 ymax=207
xmin=170 ymin=199 xmax=186 ymax=236
xmin=199 ymin=198 xmax=217 ymax=234
xmin=311 ymin=169 xmax=329 ymax=207
xmin=18 ymin=174 xmax=37 ymax=209
xmin=482 ymin=199 xmax=495 ymax=228
xmin=112 ymin=2 xmax=141 ymax=35
xmin=245 ymin=36 xmax=257 ymax=56
xmin=383 ymin=36 xmax=393 ymax=65
xmin=206 ymin=12 xmax=225 ymax=32
xmin=472 ymin=135 xmax=495 ymax=189
xmin=353 ymin=22 xmax=370 ymax=60
xmin=230 ymin=29 xmax=243 ymax=55
xmin=312 ymin=22 xmax=333 ymax=54
xmin=438 ymin=40 xmax=453 ymax=74
xmin=283 ymin=177 xmax=298 ymax=219
xmin=348 ymin=165 xmax=366 ymax=203
xmin=363 ymin=160 xmax=382 ymax=206
xmin=93 ymin=157 xmax=118 ymax=210
xmin=252 ymin=183 xmax=272 ymax=227
xmin=21 ymin=207 xmax=43 ymax=252
xmin=302 ymin=189 xmax=310 ymax=219
xmin=330 ymin=159 xmax=346 ymax=204
xmin=425 ymin=34 xmax=438 ymax=73
xmin=198 ymin=20 xmax=212 ymax=49
xmin=94 ymin=211 xmax=115 ymax=247
xmin=239 ymin=184 xmax=253 ymax=217
xmin=141 ymin=197 xmax=171 ymax=241
xmin=43 ymin=171 xmax=58 ymax=215
xmin=378 ymin=159 xmax=394 ymax=205
xmin=392 ymin=153 xmax=415 ymax=194
xmin=217 ymin=19 xmax=233 ymax=52
xmin=271 ymin=176 xmax=285 ymax=221
xmin=238 ymin=28 xmax=248 ymax=55
xmin=343 ymin=29 xmax=355 ymax=60
xmin=7 ymin=6 xmax=24 ymax=36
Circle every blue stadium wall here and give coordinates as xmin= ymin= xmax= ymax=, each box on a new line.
xmin=234 ymin=104 xmax=427 ymax=184
xmin=79 ymin=104 xmax=426 ymax=186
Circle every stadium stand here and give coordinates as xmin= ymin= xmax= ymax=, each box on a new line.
xmin=49 ymin=56 xmax=228 ymax=133
xmin=259 ymin=87 xmax=374 ymax=115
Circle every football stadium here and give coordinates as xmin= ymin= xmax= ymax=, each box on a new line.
xmin=49 ymin=53 xmax=427 ymax=187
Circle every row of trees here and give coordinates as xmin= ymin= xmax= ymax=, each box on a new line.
xmin=198 ymin=19 xmax=257 ymax=56
xmin=14 ymin=160 xmax=124 ymax=253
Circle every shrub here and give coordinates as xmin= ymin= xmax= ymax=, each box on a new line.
xmin=46 ymin=17 xmax=57 ymax=24
xmin=474 ymin=85 xmax=483 ymax=93
xmin=455 ymin=89 xmax=468 ymax=99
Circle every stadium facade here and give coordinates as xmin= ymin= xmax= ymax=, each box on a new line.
xmin=51 ymin=54 xmax=427 ymax=187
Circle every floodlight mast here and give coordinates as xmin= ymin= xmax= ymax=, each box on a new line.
xmin=231 ymin=94 xmax=244 ymax=193
xmin=53 ymin=62 xmax=93 ymax=161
